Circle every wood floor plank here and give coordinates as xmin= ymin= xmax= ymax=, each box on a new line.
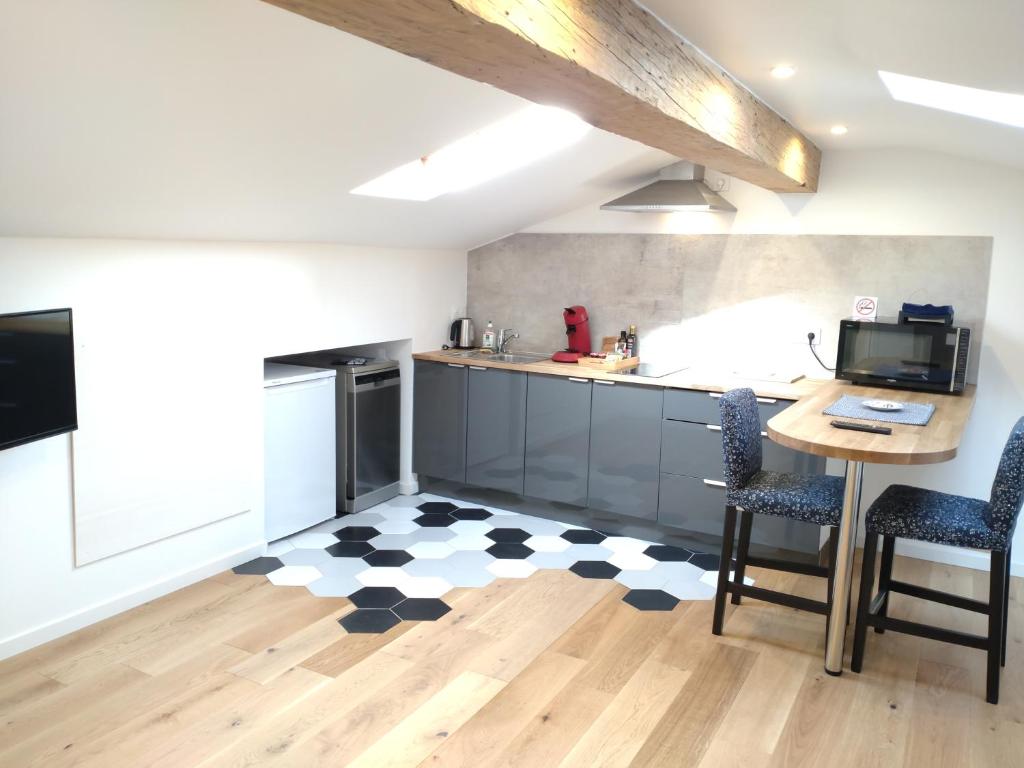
xmin=0 ymin=668 xmax=64 ymax=716
xmin=300 ymin=619 xmax=414 ymax=677
xmin=222 ymin=593 xmax=351 ymax=654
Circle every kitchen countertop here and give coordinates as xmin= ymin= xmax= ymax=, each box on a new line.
xmin=413 ymin=349 xmax=828 ymax=401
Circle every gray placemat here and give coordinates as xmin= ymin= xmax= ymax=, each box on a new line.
xmin=823 ymin=395 xmax=935 ymax=426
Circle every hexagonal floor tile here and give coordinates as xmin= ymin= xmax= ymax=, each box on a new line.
xmin=393 ymin=598 xmax=452 ymax=621
xmin=336 ymin=512 xmax=385 ymax=527
xmin=400 ymin=576 xmax=452 ymax=598
xmin=264 ymin=540 xmax=294 ymax=557
xmin=607 ymin=551 xmax=657 ymax=572
xmin=377 ymin=507 xmax=422 ymax=522
xmin=644 ymin=544 xmax=693 ymax=562
xmin=279 ymin=548 xmax=332 ymax=567
xmin=450 ymin=507 xmax=492 ymax=521
xmin=569 ymin=561 xmax=621 ymax=580
xmin=317 ymin=558 xmax=370 ymax=578
xmin=416 ymin=527 xmax=458 ymax=542
xmin=561 ymin=529 xmax=607 ymax=544
xmin=485 ymin=528 xmax=531 ymax=543
xmin=527 ymin=551 xmax=579 ymax=570
xmin=267 ymin=565 xmax=322 ymax=586
xmin=613 ymin=569 xmax=671 ymax=590
xmin=363 ymin=550 xmax=414 ymax=568
xmin=368 ymin=533 xmax=421 ymax=550
xmin=356 ymin=567 xmax=411 ymax=588
xmin=698 ymin=570 xmax=754 ymax=589
xmin=374 ymin=518 xmax=420 ymax=535
xmin=288 ymin=532 xmax=339 ymax=550
xmin=688 ymin=553 xmax=723 ymax=571
xmin=384 ymin=494 xmax=424 ymax=508
xmin=442 ymin=551 xmax=498 ymax=587
xmin=233 ymin=557 xmax=283 ymax=576
xmin=402 ymin=558 xmax=454 ymax=579
xmin=447 ymin=534 xmax=494 ymax=551
xmin=416 ymin=501 xmax=458 ymax=514
xmin=524 ymin=535 xmax=571 ymax=553
xmin=602 ymin=536 xmax=652 ymax=554
xmin=662 ymin=576 xmax=717 ymax=601
xmin=407 ymin=541 xmax=456 ymax=560
xmin=486 ymin=542 xmax=534 ymax=560
xmin=307 ymin=574 xmax=363 ymax=598
xmin=562 ymin=543 xmax=613 ymax=561
xmin=449 ymin=519 xmax=493 ymax=536
xmin=348 ymin=586 xmax=406 ymax=608
xmin=494 ymin=516 xmax=567 ymax=536
xmin=340 ymin=608 xmax=401 ymax=633
xmin=487 ymin=559 xmax=538 ymax=579
xmin=623 ymin=589 xmax=680 ymax=611
xmin=414 ymin=513 xmax=457 ymax=528
xmin=334 ymin=526 xmax=381 ymax=542
xmin=326 ymin=541 xmax=375 ymax=558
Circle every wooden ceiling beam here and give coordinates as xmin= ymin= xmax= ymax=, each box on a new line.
xmin=263 ymin=0 xmax=821 ymax=192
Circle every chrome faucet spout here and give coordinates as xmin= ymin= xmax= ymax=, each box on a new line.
xmin=497 ymin=329 xmax=520 ymax=353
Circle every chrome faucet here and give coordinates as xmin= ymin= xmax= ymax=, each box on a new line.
xmin=497 ymin=328 xmax=519 ymax=353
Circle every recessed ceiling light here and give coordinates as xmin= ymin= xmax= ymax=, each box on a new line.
xmin=879 ymin=70 xmax=1024 ymax=129
xmin=351 ymin=105 xmax=591 ymax=201
xmin=771 ymin=64 xmax=797 ymax=80
xmin=830 ymin=125 xmax=848 ymax=136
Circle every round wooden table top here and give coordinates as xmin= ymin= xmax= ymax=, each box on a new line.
xmin=766 ymin=379 xmax=976 ymax=465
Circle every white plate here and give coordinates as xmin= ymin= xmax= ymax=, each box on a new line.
xmin=862 ymin=399 xmax=903 ymax=412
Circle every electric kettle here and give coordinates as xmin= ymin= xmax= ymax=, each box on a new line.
xmin=448 ymin=318 xmax=475 ymax=349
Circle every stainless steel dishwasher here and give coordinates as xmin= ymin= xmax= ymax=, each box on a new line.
xmin=342 ymin=361 xmax=401 ymax=512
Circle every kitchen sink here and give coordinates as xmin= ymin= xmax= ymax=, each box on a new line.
xmin=466 ymin=351 xmax=551 ymax=364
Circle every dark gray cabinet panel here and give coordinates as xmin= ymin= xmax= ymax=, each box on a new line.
xmin=524 ymin=374 xmax=592 ymax=505
xmin=660 ymin=420 xmax=723 ymax=479
xmin=588 ymin=381 xmax=663 ymax=520
xmin=466 ymin=366 xmax=527 ymax=495
xmin=664 ymin=388 xmax=789 ymax=429
xmin=657 ymin=473 xmax=728 ymax=536
xmin=413 ymin=360 xmax=467 ymax=483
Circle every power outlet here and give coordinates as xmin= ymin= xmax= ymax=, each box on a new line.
xmin=805 ymin=328 xmax=822 ymax=347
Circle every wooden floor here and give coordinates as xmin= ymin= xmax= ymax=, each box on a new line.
xmin=2 ymin=555 xmax=1021 ymax=767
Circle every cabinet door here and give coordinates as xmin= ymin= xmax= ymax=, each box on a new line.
xmin=588 ymin=381 xmax=664 ymax=520
xmin=413 ymin=360 xmax=467 ymax=483
xmin=524 ymin=374 xmax=592 ymax=505
xmin=466 ymin=366 xmax=527 ymax=494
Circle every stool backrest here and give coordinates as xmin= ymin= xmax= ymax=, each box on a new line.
xmin=719 ymin=388 xmax=763 ymax=499
xmin=989 ymin=416 xmax=1024 ymax=541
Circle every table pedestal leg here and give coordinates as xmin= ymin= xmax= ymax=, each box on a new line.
xmin=825 ymin=460 xmax=863 ymax=675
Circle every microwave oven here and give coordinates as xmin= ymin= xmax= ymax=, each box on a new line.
xmin=835 ymin=319 xmax=971 ymax=394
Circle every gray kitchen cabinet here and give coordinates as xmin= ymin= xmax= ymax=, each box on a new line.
xmin=466 ymin=365 xmax=527 ymax=494
xmin=413 ymin=360 xmax=467 ymax=483
xmin=524 ymin=374 xmax=592 ymax=506
xmin=588 ymin=380 xmax=664 ymax=520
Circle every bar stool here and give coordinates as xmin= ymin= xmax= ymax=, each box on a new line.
xmin=852 ymin=416 xmax=1024 ymax=705
xmin=713 ymin=388 xmax=845 ymax=636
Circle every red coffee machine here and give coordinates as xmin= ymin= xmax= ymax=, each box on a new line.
xmin=551 ymin=305 xmax=592 ymax=363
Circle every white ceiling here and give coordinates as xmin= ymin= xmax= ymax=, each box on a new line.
xmin=2 ymin=1 xmax=1020 ymax=249
xmin=643 ymin=0 xmax=1024 ymax=170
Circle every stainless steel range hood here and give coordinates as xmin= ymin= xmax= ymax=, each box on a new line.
xmin=601 ymin=162 xmax=736 ymax=213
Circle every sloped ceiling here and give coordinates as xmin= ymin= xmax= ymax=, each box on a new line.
xmin=0 ymin=0 xmax=672 ymax=250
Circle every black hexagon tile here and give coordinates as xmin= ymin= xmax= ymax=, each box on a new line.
xmin=233 ymin=557 xmax=283 ymax=575
xmin=450 ymin=507 xmax=492 ymax=521
xmin=569 ymin=560 xmax=621 ymax=579
xmin=334 ymin=526 xmax=381 ymax=542
xmin=561 ymin=529 xmax=606 ymax=544
xmin=363 ymin=549 xmax=414 ymax=568
xmin=340 ymin=608 xmax=401 ymax=634
xmin=486 ymin=542 xmax=534 ymax=560
xmin=414 ymin=513 xmax=457 ymax=527
xmin=688 ymin=553 xmax=723 ymax=571
xmin=392 ymin=598 xmax=452 ymax=621
xmin=485 ymin=528 xmax=530 ymax=543
xmin=326 ymin=541 xmax=374 ymax=558
xmin=348 ymin=586 xmax=406 ymax=608
xmin=644 ymin=544 xmax=693 ymax=562
xmin=416 ymin=501 xmax=458 ymax=514
xmin=623 ymin=589 xmax=680 ymax=611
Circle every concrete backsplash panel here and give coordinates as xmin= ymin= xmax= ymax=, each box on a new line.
xmin=467 ymin=234 xmax=992 ymax=380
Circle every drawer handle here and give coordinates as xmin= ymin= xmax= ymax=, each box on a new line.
xmin=706 ymin=424 xmax=722 ymax=432
xmin=594 ymin=380 xmax=615 ymax=386
xmin=469 ymin=365 xmax=487 ymax=371
xmin=708 ymin=392 xmax=722 ymax=399
xmin=446 ymin=363 xmax=465 ymax=368
xmin=756 ymin=397 xmax=778 ymax=405
xmin=703 ymin=479 xmax=727 ymax=488
xmin=568 ymin=377 xmax=589 ymax=383
xmin=761 ymin=431 xmax=768 ymax=438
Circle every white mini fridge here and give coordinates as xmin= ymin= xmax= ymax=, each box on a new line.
xmin=264 ymin=362 xmax=337 ymax=542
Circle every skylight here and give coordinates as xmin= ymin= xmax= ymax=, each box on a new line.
xmin=879 ymin=71 xmax=1024 ymax=129
xmin=351 ymin=105 xmax=592 ymax=201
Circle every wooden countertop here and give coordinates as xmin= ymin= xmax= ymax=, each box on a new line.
xmin=767 ymin=379 xmax=976 ymax=465
xmin=413 ymin=349 xmax=827 ymax=401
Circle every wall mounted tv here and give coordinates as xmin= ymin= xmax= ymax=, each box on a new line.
xmin=0 ymin=308 xmax=78 ymax=451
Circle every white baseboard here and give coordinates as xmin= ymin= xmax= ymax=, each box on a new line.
xmin=0 ymin=540 xmax=266 ymax=662
xmin=891 ymin=538 xmax=1024 ymax=577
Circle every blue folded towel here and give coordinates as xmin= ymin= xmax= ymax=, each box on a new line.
xmin=901 ymin=302 xmax=953 ymax=318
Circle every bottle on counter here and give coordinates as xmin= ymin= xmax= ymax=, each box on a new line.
xmin=626 ymin=324 xmax=638 ymax=358
xmin=481 ymin=320 xmax=496 ymax=351
xmin=616 ymin=330 xmax=628 ymax=355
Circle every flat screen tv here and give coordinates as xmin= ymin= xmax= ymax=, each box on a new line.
xmin=0 ymin=308 xmax=78 ymax=451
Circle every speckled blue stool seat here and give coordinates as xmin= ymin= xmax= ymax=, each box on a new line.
xmin=852 ymin=416 xmax=1024 ymax=705
xmin=712 ymin=388 xmax=845 ymax=638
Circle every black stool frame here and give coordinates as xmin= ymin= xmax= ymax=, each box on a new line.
xmin=852 ymin=532 xmax=1012 ymax=705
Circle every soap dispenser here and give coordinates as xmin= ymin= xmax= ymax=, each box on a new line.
xmin=481 ymin=320 xmax=496 ymax=351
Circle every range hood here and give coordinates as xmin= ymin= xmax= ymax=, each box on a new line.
xmin=601 ymin=162 xmax=736 ymax=213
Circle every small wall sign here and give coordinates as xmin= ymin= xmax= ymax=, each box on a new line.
xmin=852 ymin=296 xmax=878 ymax=321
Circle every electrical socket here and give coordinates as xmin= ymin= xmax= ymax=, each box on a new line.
xmin=805 ymin=328 xmax=822 ymax=347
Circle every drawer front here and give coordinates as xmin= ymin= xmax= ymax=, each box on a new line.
xmin=660 ymin=419 xmax=724 ymax=480
xmin=664 ymin=387 xmax=792 ymax=429
xmin=657 ymin=473 xmax=727 ymax=535
xmin=524 ymin=374 xmax=592 ymax=506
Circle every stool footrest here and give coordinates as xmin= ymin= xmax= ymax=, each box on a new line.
xmin=888 ymin=579 xmax=989 ymax=614
xmin=727 ymin=582 xmax=829 ymax=616
xmin=864 ymin=606 xmax=988 ymax=650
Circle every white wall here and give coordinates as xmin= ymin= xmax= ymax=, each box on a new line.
xmin=529 ymin=148 xmax=1024 ymax=574
xmin=0 ymin=239 xmax=465 ymax=658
